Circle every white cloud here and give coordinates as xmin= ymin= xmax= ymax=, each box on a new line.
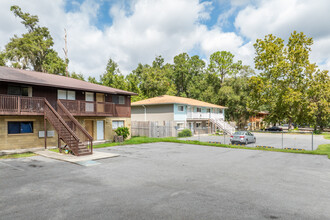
xmin=0 ymin=0 xmax=249 ymax=77
xmin=235 ymin=0 xmax=330 ymax=71
xmin=0 ymin=0 xmax=327 ymax=79
xmin=104 ymin=0 xmax=215 ymax=74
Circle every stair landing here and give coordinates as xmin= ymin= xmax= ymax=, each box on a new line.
xmin=35 ymin=150 xmax=119 ymax=164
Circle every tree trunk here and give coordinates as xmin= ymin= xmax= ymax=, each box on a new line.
xmin=288 ymin=118 xmax=293 ymax=130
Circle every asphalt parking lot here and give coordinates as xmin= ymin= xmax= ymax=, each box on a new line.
xmin=1 ymin=143 xmax=330 ymax=220
xmin=181 ymin=133 xmax=330 ymax=150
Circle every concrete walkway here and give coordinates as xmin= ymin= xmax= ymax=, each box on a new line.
xmin=35 ymin=150 xmax=119 ymax=164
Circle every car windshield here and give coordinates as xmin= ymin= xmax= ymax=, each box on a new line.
xmin=233 ymin=131 xmax=245 ymax=135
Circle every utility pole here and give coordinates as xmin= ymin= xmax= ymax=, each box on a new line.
xmin=63 ymin=28 xmax=68 ymax=77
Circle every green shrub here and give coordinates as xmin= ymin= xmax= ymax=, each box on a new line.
xmin=115 ymin=127 xmax=130 ymax=140
xmin=313 ymin=130 xmax=322 ymax=134
xmin=178 ymin=129 xmax=192 ymax=137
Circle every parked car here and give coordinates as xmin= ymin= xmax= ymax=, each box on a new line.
xmin=265 ymin=126 xmax=283 ymax=131
xmin=230 ymin=131 xmax=256 ymax=145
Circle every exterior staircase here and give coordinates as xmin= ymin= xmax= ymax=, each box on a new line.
xmin=210 ymin=117 xmax=235 ymax=135
xmin=44 ymin=100 xmax=93 ymax=156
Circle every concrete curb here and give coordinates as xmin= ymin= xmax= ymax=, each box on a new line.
xmin=256 ymin=146 xmax=275 ymax=149
xmin=284 ymin=148 xmax=305 ymax=151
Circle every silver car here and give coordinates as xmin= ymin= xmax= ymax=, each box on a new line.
xmin=230 ymin=131 xmax=256 ymax=145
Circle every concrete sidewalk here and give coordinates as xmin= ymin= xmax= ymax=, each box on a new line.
xmin=35 ymin=150 xmax=119 ymax=164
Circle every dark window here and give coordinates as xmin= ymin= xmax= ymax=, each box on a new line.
xmin=112 ymin=95 xmax=126 ymax=104
xmin=197 ymin=107 xmax=202 ymax=112
xmin=8 ymin=122 xmax=33 ymax=134
xmin=21 ymin=87 xmax=28 ymax=96
xmin=8 ymin=86 xmax=21 ymax=96
xmin=112 ymin=95 xmax=119 ymax=104
xmin=8 ymin=86 xmax=28 ymax=96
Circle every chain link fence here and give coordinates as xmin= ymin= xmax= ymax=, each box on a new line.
xmin=131 ymin=121 xmax=329 ymax=150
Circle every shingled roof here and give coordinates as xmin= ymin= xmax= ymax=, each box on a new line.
xmin=132 ymin=95 xmax=226 ymax=109
xmin=0 ymin=66 xmax=136 ymax=95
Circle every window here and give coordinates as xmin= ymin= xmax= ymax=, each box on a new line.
xmin=196 ymin=107 xmax=202 ymax=112
xmin=113 ymin=95 xmax=126 ymax=104
xmin=8 ymin=86 xmax=29 ymax=96
xmin=177 ymin=122 xmax=184 ymax=129
xmin=196 ymin=122 xmax=202 ymax=128
xmin=119 ymin=96 xmax=125 ymax=104
xmin=8 ymin=122 xmax=33 ymax=134
xmin=67 ymin=91 xmax=75 ymax=100
xmin=58 ymin=90 xmax=76 ymax=100
xmin=206 ymin=108 xmax=211 ymax=113
xmin=178 ymin=105 xmax=184 ymax=112
xmin=112 ymin=121 xmax=124 ymax=129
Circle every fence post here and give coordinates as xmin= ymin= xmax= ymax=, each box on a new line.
xmin=281 ymin=131 xmax=283 ymax=149
xmin=311 ymin=131 xmax=314 ymax=151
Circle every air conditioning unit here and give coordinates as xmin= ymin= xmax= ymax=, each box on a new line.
xmin=38 ymin=131 xmax=55 ymax=138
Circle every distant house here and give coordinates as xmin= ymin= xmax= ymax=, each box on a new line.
xmin=248 ymin=111 xmax=269 ymax=130
xmin=131 ymin=95 xmax=235 ymax=135
xmin=0 ymin=66 xmax=136 ymax=155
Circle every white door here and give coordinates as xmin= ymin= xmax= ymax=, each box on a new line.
xmin=189 ymin=122 xmax=194 ymax=134
xmin=97 ymin=120 xmax=104 ymax=140
xmin=85 ymin=92 xmax=94 ymax=112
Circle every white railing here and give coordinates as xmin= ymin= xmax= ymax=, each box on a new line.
xmin=187 ymin=112 xmax=224 ymax=120
xmin=210 ymin=118 xmax=235 ymax=135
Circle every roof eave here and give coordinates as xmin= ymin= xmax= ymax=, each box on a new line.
xmin=132 ymin=102 xmax=226 ymax=109
xmin=0 ymin=78 xmax=137 ymax=96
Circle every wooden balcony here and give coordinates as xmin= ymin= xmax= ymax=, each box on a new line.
xmin=0 ymin=94 xmax=45 ymax=115
xmin=249 ymin=117 xmax=263 ymax=122
xmin=0 ymin=94 xmax=121 ymax=117
xmin=59 ymin=99 xmax=116 ymax=116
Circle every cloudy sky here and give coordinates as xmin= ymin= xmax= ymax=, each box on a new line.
xmin=0 ymin=0 xmax=329 ymax=78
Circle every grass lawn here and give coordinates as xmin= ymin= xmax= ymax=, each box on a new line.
xmin=0 ymin=152 xmax=36 ymax=159
xmin=1 ymin=133 xmax=330 ymax=160
xmin=323 ymin=133 xmax=330 ymax=140
xmin=94 ymin=136 xmax=330 ymax=159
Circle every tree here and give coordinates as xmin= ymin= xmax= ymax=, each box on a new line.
xmin=128 ymin=56 xmax=176 ymax=99
xmin=101 ymin=58 xmax=128 ymax=90
xmin=217 ymin=67 xmax=252 ymax=127
xmin=307 ymin=70 xmax=330 ymax=131
xmin=5 ymin=5 xmax=66 ymax=74
xmin=249 ymin=31 xmax=320 ymax=129
xmin=70 ymin=72 xmax=85 ymax=81
xmin=172 ymin=53 xmax=205 ymax=97
xmin=209 ymin=51 xmax=242 ymax=84
xmin=88 ymin=76 xmax=100 ymax=84
xmin=0 ymin=50 xmax=6 ymax=66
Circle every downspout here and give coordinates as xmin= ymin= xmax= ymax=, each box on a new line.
xmin=142 ymin=105 xmax=147 ymax=121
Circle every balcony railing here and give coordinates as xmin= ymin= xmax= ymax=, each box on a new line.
xmin=0 ymin=94 xmax=45 ymax=115
xmin=187 ymin=112 xmax=224 ymax=120
xmin=0 ymin=94 xmax=117 ymax=116
xmin=59 ymin=99 xmax=116 ymax=116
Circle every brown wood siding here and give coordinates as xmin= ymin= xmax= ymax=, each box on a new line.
xmin=32 ymin=86 xmax=57 ymax=108
xmin=0 ymin=81 xmax=132 ymax=117
xmin=0 ymin=82 xmax=7 ymax=94
xmin=76 ymin=90 xmax=85 ymax=101
xmin=114 ymin=96 xmax=131 ymax=117
xmin=105 ymin=94 xmax=112 ymax=102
